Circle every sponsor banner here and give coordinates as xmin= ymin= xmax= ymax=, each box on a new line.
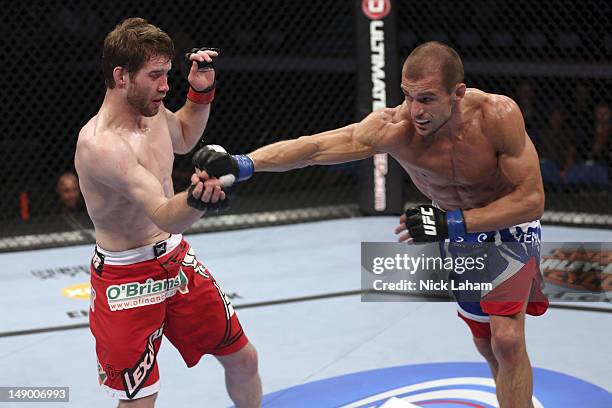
xmin=541 ymin=242 xmax=612 ymax=302
xmin=66 ymin=310 xmax=89 ymax=319
xmin=361 ymin=242 xmax=612 ymax=303
xmin=62 ymin=282 xmax=91 ymax=300
xmin=31 ymin=264 xmax=90 ymax=280
xmin=355 ymin=0 xmax=403 ymax=215
xmin=261 ymin=362 xmax=612 ymax=407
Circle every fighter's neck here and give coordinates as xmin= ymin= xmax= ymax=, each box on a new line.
xmin=99 ymin=90 xmax=149 ymax=131
xmin=428 ymin=101 xmax=466 ymax=140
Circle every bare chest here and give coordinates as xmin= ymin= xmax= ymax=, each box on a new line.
xmin=399 ymin=133 xmax=498 ymax=184
xmin=129 ymin=128 xmax=175 ymax=186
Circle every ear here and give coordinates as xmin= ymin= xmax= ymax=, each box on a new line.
xmin=112 ymin=66 xmax=127 ymax=88
xmin=454 ymin=83 xmax=467 ymax=100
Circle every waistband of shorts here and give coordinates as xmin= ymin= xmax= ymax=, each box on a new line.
xmin=95 ymin=234 xmax=182 ymax=265
xmin=431 ymin=202 xmax=540 ymax=232
xmin=506 ymin=219 xmax=541 ymax=232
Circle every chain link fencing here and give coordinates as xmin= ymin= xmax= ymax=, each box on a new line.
xmin=1 ymin=0 xmax=610 ymax=250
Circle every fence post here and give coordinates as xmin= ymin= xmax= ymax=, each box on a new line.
xmin=355 ymin=0 xmax=404 ymax=215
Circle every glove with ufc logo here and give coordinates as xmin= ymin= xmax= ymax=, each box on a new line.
xmin=192 ymin=145 xmax=254 ymax=188
xmin=403 ymin=205 xmax=466 ymax=242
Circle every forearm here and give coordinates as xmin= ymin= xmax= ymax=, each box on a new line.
xmin=463 ymin=187 xmax=544 ymax=233
xmin=249 ymin=124 xmax=365 ymax=172
xmin=175 ymin=101 xmax=212 ymax=152
xmin=248 ymin=137 xmax=318 ymax=172
xmin=150 ymin=191 xmax=204 ymax=234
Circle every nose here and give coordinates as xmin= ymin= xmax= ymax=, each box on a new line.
xmin=410 ymin=102 xmax=424 ymax=118
xmin=158 ymin=76 xmax=170 ymax=93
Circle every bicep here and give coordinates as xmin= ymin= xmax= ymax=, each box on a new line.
xmin=310 ymin=109 xmax=397 ymax=162
xmin=115 ymin=164 xmax=169 ymax=217
xmin=499 ymin=134 xmax=542 ymax=190
xmin=496 ymin=100 xmax=543 ymax=190
xmin=306 ymin=123 xmax=376 ymax=164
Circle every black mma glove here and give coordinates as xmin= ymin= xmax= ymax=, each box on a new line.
xmin=192 ymin=145 xmax=254 ymax=187
xmin=186 ymin=47 xmax=219 ymax=103
xmin=186 ymin=184 xmax=230 ymax=212
xmin=186 ymin=47 xmax=219 ymax=73
xmin=404 ymin=205 xmax=466 ymax=242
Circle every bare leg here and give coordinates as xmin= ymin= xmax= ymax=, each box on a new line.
xmin=216 ymin=342 xmax=262 ymax=408
xmin=472 ymin=336 xmax=499 ymax=381
xmin=490 ymin=312 xmax=534 ymax=408
xmin=117 ymin=393 xmax=157 ymax=408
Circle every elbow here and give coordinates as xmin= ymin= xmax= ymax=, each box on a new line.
xmin=528 ymin=190 xmax=545 ymax=221
xmin=151 ymin=219 xmax=180 ymax=235
xmin=154 ymin=215 xmax=192 ymax=235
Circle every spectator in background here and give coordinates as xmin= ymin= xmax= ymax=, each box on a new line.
xmin=573 ymin=83 xmax=593 ymax=123
xmin=561 ymin=101 xmax=610 ymax=179
xmin=537 ymin=106 xmax=574 ymax=180
xmin=591 ymin=102 xmax=610 ymax=165
xmin=57 ymin=171 xmax=84 ymax=214
xmin=514 ymin=80 xmax=543 ymax=143
xmin=566 ymin=83 xmax=595 ymax=165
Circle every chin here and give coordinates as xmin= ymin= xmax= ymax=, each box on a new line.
xmin=415 ymin=127 xmax=431 ymax=136
xmin=141 ymin=107 xmax=159 ymax=117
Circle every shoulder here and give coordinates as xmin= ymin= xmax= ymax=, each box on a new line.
xmin=365 ymin=107 xmax=398 ymax=126
xmin=78 ymin=115 xmax=129 ymax=153
xmin=462 ymin=88 xmax=519 ymax=117
xmin=357 ymin=106 xmax=412 ymax=149
xmin=76 ymin=123 xmax=135 ymax=174
xmin=466 ymin=90 xmax=523 ymax=138
xmin=469 ymin=91 xmax=526 ymax=154
xmin=472 ymin=91 xmax=522 ymax=127
xmin=367 ymin=105 xmax=412 ymax=132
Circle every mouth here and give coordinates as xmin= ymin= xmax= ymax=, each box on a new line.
xmin=413 ymin=119 xmax=430 ymax=128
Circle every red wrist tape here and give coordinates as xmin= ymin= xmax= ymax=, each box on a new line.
xmin=187 ymin=87 xmax=215 ymax=104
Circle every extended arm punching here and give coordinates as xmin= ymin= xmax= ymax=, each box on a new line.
xmin=192 ymin=108 xmax=404 ymax=185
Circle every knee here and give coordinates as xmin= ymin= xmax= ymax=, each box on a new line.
xmin=117 ymin=393 xmax=157 ymax=408
xmin=473 ymin=337 xmax=496 ymax=361
xmin=225 ymin=345 xmax=259 ymax=377
xmin=491 ymin=326 xmax=525 ymax=364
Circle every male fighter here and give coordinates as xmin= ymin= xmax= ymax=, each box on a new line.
xmin=194 ymin=42 xmax=547 ymax=407
xmin=75 ymin=18 xmax=261 ymax=407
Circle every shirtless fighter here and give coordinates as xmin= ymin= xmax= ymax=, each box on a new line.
xmin=75 ymin=18 xmax=261 ymax=407
xmin=193 ymin=42 xmax=548 ymax=407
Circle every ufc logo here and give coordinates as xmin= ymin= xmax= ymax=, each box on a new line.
xmin=367 ymin=0 xmax=385 ymax=13
xmin=362 ymin=0 xmax=390 ymax=20
xmin=420 ymin=207 xmax=437 ymax=236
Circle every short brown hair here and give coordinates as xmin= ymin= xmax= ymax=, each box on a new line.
xmin=102 ymin=17 xmax=175 ymax=89
xmin=402 ymin=42 xmax=464 ymax=92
